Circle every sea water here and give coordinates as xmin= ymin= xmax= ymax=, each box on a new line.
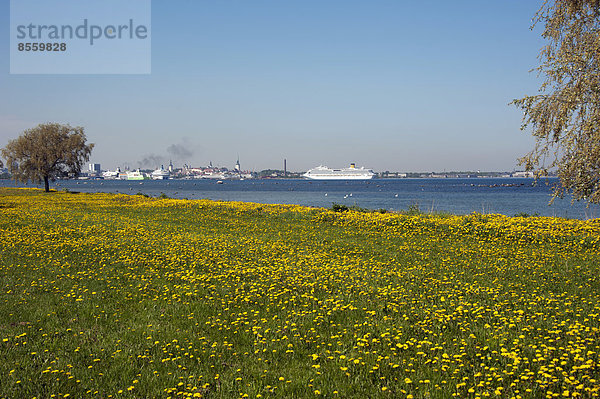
xmin=2 ymin=178 xmax=599 ymax=219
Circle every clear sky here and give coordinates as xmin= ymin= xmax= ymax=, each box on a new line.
xmin=0 ymin=0 xmax=546 ymax=172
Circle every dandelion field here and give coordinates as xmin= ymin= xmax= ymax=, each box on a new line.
xmin=1 ymin=188 xmax=599 ymax=398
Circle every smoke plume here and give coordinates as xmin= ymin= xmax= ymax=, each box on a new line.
xmin=137 ymin=139 xmax=197 ymax=168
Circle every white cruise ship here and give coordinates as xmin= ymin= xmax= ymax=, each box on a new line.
xmin=303 ymin=163 xmax=375 ymax=180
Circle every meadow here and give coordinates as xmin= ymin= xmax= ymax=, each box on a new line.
xmin=0 ymin=187 xmax=599 ymax=398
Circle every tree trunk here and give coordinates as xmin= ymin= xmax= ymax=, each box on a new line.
xmin=44 ymin=176 xmax=49 ymax=192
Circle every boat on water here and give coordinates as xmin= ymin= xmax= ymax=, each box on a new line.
xmin=102 ymin=170 xmax=119 ymax=179
xmin=303 ymin=163 xmax=375 ymax=180
xmin=151 ymin=165 xmax=170 ymax=180
xmin=126 ymin=169 xmax=145 ymax=181
xmin=102 ymin=167 xmax=121 ymax=179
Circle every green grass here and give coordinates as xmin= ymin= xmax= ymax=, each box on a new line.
xmin=0 ymin=188 xmax=599 ymax=398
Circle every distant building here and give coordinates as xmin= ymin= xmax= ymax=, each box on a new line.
xmin=88 ymin=163 xmax=101 ymax=172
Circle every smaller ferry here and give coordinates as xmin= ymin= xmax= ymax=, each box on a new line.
xmin=126 ymin=169 xmax=145 ymax=181
xmin=151 ymin=165 xmax=170 ymax=180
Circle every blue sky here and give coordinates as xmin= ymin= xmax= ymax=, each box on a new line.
xmin=0 ymin=0 xmax=545 ymax=172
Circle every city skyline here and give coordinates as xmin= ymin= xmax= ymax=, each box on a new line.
xmin=81 ymin=159 xmax=535 ymax=176
xmin=1 ymin=0 xmax=545 ymax=172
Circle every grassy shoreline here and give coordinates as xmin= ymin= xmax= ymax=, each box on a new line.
xmin=1 ymin=188 xmax=599 ymax=398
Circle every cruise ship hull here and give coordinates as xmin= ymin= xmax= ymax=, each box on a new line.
xmin=303 ymin=174 xmax=375 ymax=180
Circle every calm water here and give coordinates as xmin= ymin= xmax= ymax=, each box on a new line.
xmin=2 ymin=178 xmax=599 ymax=219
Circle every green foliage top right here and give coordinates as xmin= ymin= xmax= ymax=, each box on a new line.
xmin=512 ymin=0 xmax=600 ymax=203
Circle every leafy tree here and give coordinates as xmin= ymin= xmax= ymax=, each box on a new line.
xmin=1 ymin=123 xmax=94 ymax=192
xmin=512 ymin=0 xmax=600 ymax=203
